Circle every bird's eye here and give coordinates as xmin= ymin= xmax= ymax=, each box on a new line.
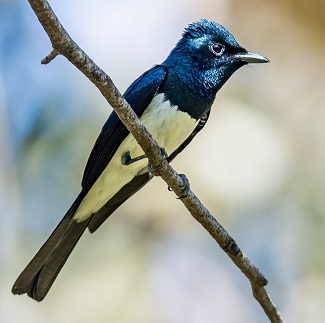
xmin=210 ymin=43 xmax=225 ymax=56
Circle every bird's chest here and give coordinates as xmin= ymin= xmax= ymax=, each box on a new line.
xmin=104 ymin=92 xmax=197 ymax=192
xmin=138 ymin=93 xmax=197 ymax=154
xmin=110 ymin=93 xmax=197 ymax=181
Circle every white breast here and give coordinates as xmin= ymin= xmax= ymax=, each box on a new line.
xmin=74 ymin=93 xmax=197 ymax=221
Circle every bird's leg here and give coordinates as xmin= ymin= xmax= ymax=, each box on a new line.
xmin=122 ymin=147 xmax=168 ymax=168
xmin=168 ymin=174 xmax=190 ymax=199
xmin=121 ymin=151 xmax=147 ymax=165
xmin=147 ymin=147 xmax=168 ymax=174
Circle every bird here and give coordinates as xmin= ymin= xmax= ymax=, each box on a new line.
xmin=12 ymin=19 xmax=269 ymax=301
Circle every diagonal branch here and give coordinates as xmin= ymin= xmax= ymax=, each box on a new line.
xmin=27 ymin=0 xmax=285 ymax=322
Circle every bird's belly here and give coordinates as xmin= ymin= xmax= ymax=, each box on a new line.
xmin=74 ymin=93 xmax=197 ymax=221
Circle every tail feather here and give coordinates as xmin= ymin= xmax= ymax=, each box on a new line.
xmin=12 ymin=200 xmax=90 ymax=302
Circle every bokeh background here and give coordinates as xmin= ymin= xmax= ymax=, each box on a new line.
xmin=1 ymin=0 xmax=325 ymax=322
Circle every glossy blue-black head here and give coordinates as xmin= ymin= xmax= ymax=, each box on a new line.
xmin=163 ymin=19 xmax=268 ymax=96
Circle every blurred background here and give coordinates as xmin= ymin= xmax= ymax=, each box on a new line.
xmin=1 ymin=0 xmax=324 ymax=322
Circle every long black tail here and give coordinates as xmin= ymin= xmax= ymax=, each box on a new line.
xmin=12 ymin=200 xmax=90 ymax=302
xmin=12 ymin=173 xmax=153 ymax=301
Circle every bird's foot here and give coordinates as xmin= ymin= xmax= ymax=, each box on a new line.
xmin=121 ymin=151 xmax=147 ymax=165
xmin=168 ymin=174 xmax=190 ymax=199
xmin=147 ymin=147 xmax=168 ymax=175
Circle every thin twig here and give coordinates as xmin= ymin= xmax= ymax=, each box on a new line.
xmin=27 ymin=0 xmax=285 ymax=321
xmin=41 ymin=48 xmax=58 ymax=64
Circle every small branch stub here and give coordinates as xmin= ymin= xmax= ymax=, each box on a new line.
xmin=41 ymin=48 xmax=59 ymax=64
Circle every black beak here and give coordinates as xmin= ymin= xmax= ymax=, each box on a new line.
xmin=234 ymin=51 xmax=269 ymax=64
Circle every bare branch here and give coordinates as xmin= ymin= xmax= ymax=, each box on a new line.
xmin=27 ymin=0 xmax=285 ymax=321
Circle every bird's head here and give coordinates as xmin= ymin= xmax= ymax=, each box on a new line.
xmin=163 ymin=19 xmax=269 ymax=95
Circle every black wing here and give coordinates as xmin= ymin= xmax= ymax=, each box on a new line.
xmin=88 ymin=110 xmax=211 ymax=233
xmin=81 ymin=65 xmax=167 ymax=192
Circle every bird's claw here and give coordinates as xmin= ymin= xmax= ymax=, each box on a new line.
xmin=167 ymin=174 xmax=190 ymax=199
xmin=177 ymin=174 xmax=190 ymax=199
xmin=147 ymin=147 xmax=168 ymax=175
